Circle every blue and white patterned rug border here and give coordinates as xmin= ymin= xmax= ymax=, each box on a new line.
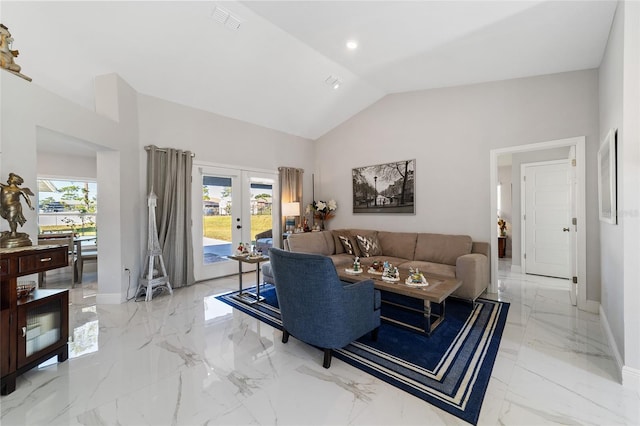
xmin=216 ymin=284 xmax=509 ymax=425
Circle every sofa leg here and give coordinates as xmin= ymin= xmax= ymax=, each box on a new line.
xmin=371 ymin=327 xmax=379 ymax=341
xmin=282 ymin=329 xmax=289 ymax=343
xmin=323 ymin=349 xmax=332 ymax=368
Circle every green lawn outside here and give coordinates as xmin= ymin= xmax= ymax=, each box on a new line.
xmin=203 ymin=215 xmax=272 ymax=243
xmin=41 ymin=216 xmax=272 ymax=242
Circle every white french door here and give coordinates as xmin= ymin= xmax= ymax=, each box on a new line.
xmin=192 ymin=165 xmax=277 ymax=281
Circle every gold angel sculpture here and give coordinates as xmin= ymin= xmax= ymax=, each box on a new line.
xmin=0 ymin=173 xmax=35 ymax=248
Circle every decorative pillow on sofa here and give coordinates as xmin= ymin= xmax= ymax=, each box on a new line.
xmin=356 ymin=234 xmax=382 ymax=257
xmin=338 ymin=235 xmax=356 ymax=255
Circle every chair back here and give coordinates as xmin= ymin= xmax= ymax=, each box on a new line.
xmin=268 ymin=248 xmax=349 ymax=343
xmin=38 ymin=232 xmax=74 ymax=255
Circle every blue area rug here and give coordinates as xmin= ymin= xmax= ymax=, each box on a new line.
xmin=216 ymin=284 xmax=509 ymax=425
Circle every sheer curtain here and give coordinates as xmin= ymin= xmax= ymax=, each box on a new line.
xmin=278 ymin=167 xmax=303 ymax=233
xmin=146 ymin=145 xmax=195 ymax=288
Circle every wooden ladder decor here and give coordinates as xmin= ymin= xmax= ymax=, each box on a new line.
xmin=135 ymin=192 xmax=172 ymax=301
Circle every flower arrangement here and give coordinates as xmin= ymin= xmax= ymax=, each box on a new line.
xmin=306 ymin=199 xmax=337 ymax=230
xmin=307 ymin=199 xmax=337 ymax=221
xmin=498 ymin=218 xmax=507 ymax=236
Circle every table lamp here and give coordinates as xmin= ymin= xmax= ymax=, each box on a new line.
xmin=282 ymin=202 xmax=300 ymax=232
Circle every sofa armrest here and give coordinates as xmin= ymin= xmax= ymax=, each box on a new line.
xmin=454 ymin=253 xmax=489 ymax=301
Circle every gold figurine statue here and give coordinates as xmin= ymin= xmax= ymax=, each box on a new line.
xmin=0 ymin=24 xmax=32 ymax=82
xmin=0 ymin=172 xmax=35 ymax=248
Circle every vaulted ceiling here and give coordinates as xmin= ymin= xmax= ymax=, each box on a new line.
xmin=2 ymin=1 xmax=617 ymax=140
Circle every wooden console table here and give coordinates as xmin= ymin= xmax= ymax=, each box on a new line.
xmin=1 ymin=245 xmax=69 ymax=395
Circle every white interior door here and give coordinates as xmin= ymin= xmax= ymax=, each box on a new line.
xmin=568 ymin=147 xmax=578 ymax=305
xmin=522 ymin=160 xmax=572 ymax=279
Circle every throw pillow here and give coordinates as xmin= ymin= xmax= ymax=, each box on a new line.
xmin=356 ymin=234 xmax=382 ymax=257
xmin=338 ymin=235 xmax=356 ymax=255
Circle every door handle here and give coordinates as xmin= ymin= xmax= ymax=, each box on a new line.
xmin=236 ymin=225 xmax=242 ymax=229
xmin=563 ymin=227 xmax=570 ymax=232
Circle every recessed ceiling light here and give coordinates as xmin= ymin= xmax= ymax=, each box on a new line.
xmin=346 ymin=40 xmax=358 ymax=50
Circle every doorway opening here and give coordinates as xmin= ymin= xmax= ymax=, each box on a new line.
xmin=193 ymin=165 xmax=277 ymax=281
xmin=490 ymin=136 xmax=587 ymax=310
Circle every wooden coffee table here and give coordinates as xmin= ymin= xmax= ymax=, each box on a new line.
xmin=338 ymin=268 xmax=462 ymax=336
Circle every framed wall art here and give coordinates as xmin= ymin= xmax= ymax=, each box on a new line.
xmin=598 ymin=129 xmax=617 ymax=224
xmin=352 ymin=159 xmax=415 ymax=214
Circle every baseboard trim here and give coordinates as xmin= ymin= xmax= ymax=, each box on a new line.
xmin=96 ymin=293 xmax=124 ymax=304
xmin=622 ymin=366 xmax=640 ymax=396
xmin=583 ymin=299 xmax=599 ymax=314
xmin=510 ymin=265 xmax=522 ymax=273
xmin=600 ymin=305 xmax=624 ymax=382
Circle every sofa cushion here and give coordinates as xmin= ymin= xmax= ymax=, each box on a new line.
xmin=355 ymin=234 xmax=382 ymax=257
xmin=414 ymin=233 xmax=472 ymax=266
xmin=286 ymin=231 xmax=333 ymax=256
xmin=338 ymin=235 xmax=357 ymax=255
xmin=377 ymin=231 xmax=418 ymax=260
xmin=398 ymin=260 xmax=456 ymax=278
xmin=329 ymin=254 xmax=355 ymax=268
xmin=360 ymin=256 xmax=410 ymax=269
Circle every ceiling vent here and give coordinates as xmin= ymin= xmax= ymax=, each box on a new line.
xmin=211 ymin=5 xmax=243 ymax=30
xmin=325 ymin=75 xmax=342 ymax=90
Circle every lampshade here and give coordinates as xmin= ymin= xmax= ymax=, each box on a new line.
xmin=282 ymin=202 xmax=300 ymax=217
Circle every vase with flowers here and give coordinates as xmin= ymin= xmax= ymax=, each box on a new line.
xmin=307 ymin=199 xmax=337 ymax=230
xmin=498 ymin=218 xmax=507 ymax=236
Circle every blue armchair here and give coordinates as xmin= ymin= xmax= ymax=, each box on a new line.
xmin=268 ymin=247 xmax=381 ymax=368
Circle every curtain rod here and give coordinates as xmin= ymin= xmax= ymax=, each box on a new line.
xmin=278 ymin=166 xmax=304 ymax=172
xmin=145 ymin=145 xmax=195 ymax=157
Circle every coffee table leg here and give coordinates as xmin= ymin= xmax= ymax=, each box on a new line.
xmin=424 ymin=300 xmax=432 ymax=335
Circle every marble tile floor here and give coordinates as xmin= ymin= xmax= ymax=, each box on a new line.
xmin=1 ymin=260 xmax=639 ymax=425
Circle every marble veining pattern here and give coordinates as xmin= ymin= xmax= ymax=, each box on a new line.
xmin=1 ymin=261 xmax=639 ymax=425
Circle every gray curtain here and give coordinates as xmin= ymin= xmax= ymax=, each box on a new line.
xmin=146 ymin=145 xmax=194 ymax=288
xmin=278 ymin=167 xmax=303 ymax=232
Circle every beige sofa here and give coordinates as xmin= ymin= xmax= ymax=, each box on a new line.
xmin=279 ymin=229 xmax=489 ymax=301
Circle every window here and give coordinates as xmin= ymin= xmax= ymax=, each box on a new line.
xmin=37 ymin=179 xmax=97 ymax=235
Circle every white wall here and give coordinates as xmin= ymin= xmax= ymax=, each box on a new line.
xmin=137 ymin=94 xmax=315 ymax=209
xmin=37 ymin=152 xmax=96 ymax=179
xmin=1 ymin=72 xmax=142 ymax=304
xmin=621 ymin=0 xmax=640 ymax=384
xmin=599 ymin=0 xmax=625 ymax=368
xmin=316 ymin=70 xmax=601 ymax=301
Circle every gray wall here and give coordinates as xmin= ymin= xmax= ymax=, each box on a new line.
xmin=315 ymin=70 xmax=601 ymax=302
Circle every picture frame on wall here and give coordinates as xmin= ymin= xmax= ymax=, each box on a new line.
xmin=598 ymin=129 xmax=617 ymax=224
xmin=352 ymin=159 xmax=415 ymax=214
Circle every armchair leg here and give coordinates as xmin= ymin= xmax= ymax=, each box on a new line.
xmin=371 ymin=327 xmax=379 ymax=341
xmin=282 ymin=329 xmax=289 ymax=343
xmin=323 ymin=349 xmax=332 ymax=368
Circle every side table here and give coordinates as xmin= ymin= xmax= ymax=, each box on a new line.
xmin=228 ymin=255 xmax=270 ymax=305
xmin=498 ymin=236 xmax=506 ymax=258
